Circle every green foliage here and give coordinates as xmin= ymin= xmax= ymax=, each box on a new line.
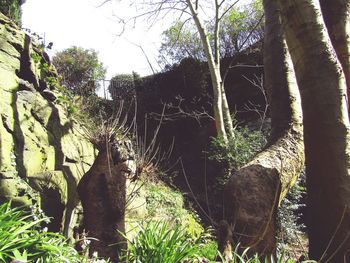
xmin=30 ymin=50 xmax=78 ymax=116
xmin=159 ymin=21 xmax=204 ymax=66
xmin=220 ymin=0 xmax=263 ymax=55
xmin=52 ymin=46 xmax=106 ymax=96
xmin=215 ymin=245 xmax=315 ymax=263
xmin=108 ymin=72 xmax=137 ymax=102
xmin=0 ymin=201 xmax=80 ymax=262
xmin=145 ymin=182 xmax=204 ymax=238
xmin=121 ymin=219 xmax=313 ymax=263
xmin=0 ymin=0 xmax=23 ymax=25
xmin=209 ymin=126 xmax=266 ymax=184
xmin=120 ymin=220 xmax=205 ymax=263
xmin=158 ymin=0 xmax=263 ymax=66
xmin=198 ymin=240 xmax=219 ymax=261
xmin=277 ymin=172 xmax=307 ymax=257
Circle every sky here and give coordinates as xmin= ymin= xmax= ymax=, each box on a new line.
xmin=21 ymin=0 xmax=251 ymax=80
xmin=21 ymin=0 xmax=171 ymax=78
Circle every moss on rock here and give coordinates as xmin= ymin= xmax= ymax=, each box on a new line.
xmin=0 ymin=12 xmax=96 ymax=237
xmin=126 ymin=180 xmax=204 ymax=239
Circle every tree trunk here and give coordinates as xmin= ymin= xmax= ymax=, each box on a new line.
xmin=223 ymin=0 xmax=304 ymax=256
xmin=221 ymin=83 xmax=235 ymax=138
xmin=278 ymin=0 xmax=350 ymax=261
xmin=186 ymin=0 xmax=231 ymax=141
xmin=77 ymin=140 xmax=133 ymax=262
xmin=319 ymin=0 xmax=350 ymax=104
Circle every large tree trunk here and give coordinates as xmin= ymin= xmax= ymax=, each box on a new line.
xmin=77 ymin=140 xmax=133 ymax=262
xmin=223 ymin=0 xmax=304 ymax=256
xmin=278 ymin=0 xmax=350 ymax=261
xmin=319 ymin=0 xmax=350 ymax=103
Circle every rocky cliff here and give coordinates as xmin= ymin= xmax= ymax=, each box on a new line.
xmin=0 ymin=12 xmax=96 ymax=236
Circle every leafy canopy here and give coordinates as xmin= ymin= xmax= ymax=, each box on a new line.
xmin=52 ymin=46 xmax=106 ymax=96
xmin=158 ymin=0 xmax=263 ymax=67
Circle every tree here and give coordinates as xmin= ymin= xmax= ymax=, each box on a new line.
xmin=107 ymin=0 xmax=266 ymax=141
xmin=223 ymin=0 xmax=304 ymax=255
xmin=77 ymin=130 xmax=134 ymax=262
xmin=108 ymin=73 xmax=137 ymax=103
xmin=52 ymin=46 xmax=106 ymax=96
xmin=158 ymin=1 xmax=263 ymax=67
xmin=278 ymin=0 xmax=350 ymax=261
xmin=159 ymin=20 xmax=205 ymax=66
xmin=219 ymin=0 xmax=263 ymax=57
xmin=319 ymin=0 xmax=350 ymax=112
xmin=0 ymin=0 xmax=25 ymax=25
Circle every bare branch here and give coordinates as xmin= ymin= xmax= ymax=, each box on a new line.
xmin=241 ymin=74 xmax=269 ymax=130
xmin=222 ymin=13 xmax=264 ymax=83
xmin=149 ymin=95 xmax=214 ymax=124
xmin=218 ymin=0 xmax=240 ymax=21
xmin=230 ymin=64 xmax=264 ymax=69
xmin=126 ymin=39 xmax=157 ymax=74
xmin=96 ymin=0 xmax=112 ymax=8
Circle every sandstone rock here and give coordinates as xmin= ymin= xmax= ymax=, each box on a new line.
xmin=0 ymin=12 xmax=96 ymax=238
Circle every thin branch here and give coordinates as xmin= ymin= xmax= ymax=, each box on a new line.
xmin=126 ymin=39 xmax=157 ymax=74
xmin=180 ymin=159 xmax=217 ymax=227
xmin=96 ymin=0 xmax=111 ymax=8
xmin=222 ymin=13 xmax=264 ymax=83
xmin=218 ymin=0 xmax=240 ymax=21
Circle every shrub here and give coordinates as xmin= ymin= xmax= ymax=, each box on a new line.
xmin=0 ymin=202 xmax=80 ymax=262
xmin=209 ymin=126 xmax=267 ymax=185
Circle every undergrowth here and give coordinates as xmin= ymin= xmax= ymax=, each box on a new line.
xmin=120 ymin=219 xmax=315 ymax=263
xmin=209 ymin=126 xmax=267 ymax=186
xmin=0 ymin=202 xmax=80 ymax=262
xmin=120 ymin=220 xmax=211 ymax=263
xmin=277 ymin=171 xmax=307 ymax=259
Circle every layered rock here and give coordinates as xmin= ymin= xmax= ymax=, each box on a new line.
xmin=0 ymin=12 xmax=96 ymax=237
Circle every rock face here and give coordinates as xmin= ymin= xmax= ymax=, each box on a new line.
xmin=0 ymin=13 xmax=96 ymax=237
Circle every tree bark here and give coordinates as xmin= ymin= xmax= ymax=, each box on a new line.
xmin=186 ymin=0 xmax=235 ymax=141
xmin=223 ymin=0 xmax=304 ymax=256
xmin=77 ymin=140 xmax=133 ymax=262
xmin=319 ymin=0 xmax=350 ymax=105
xmin=278 ymin=0 xmax=350 ymax=261
xmin=221 ymin=84 xmax=235 ymax=138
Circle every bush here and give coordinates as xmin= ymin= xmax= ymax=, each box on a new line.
xmin=0 ymin=202 xmax=80 ymax=262
xmin=209 ymin=126 xmax=266 ymax=185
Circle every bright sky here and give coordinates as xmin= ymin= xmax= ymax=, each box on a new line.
xmin=21 ymin=0 xmax=170 ymax=78
xmin=21 ymin=0 xmax=251 ymax=80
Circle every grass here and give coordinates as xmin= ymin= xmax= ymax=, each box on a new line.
xmin=120 ymin=220 xmax=206 ymax=263
xmin=0 ymin=200 xmax=316 ymax=263
xmin=120 ymin=219 xmax=317 ymax=263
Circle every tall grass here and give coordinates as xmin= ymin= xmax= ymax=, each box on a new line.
xmin=216 ymin=245 xmax=317 ymax=263
xmin=120 ymin=219 xmax=317 ymax=263
xmin=120 ymin=220 xmax=204 ymax=263
xmin=0 ymin=202 xmax=80 ymax=262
